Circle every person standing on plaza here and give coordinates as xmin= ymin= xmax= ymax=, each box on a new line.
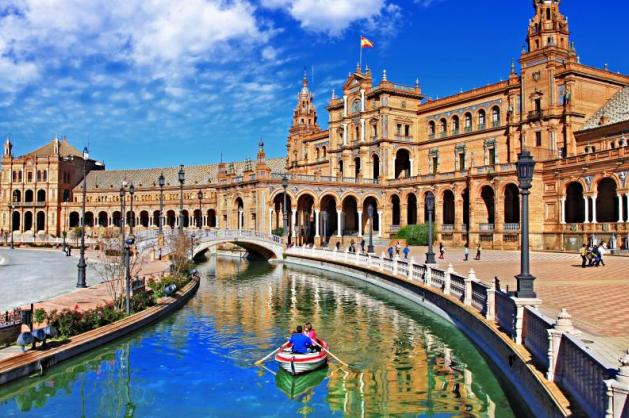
xmin=474 ymin=244 xmax=481 ymax=260
xmin=439 ymin=242 xmax=445 ymax=259
xmin=579 ymin=243 xmax=588 ymax=268
xmin=403 ymin=244 xmax=410 ymax=259
xmin=387 ymin=246 xmax=394 ymax=259
xmin=360 ymin=239 xmax=366 ymax=253
xmin=395 ymin=241 xmax=400 ymax=257
xmin=596 ymin=243 xmax=606 ymax=266
xmin=463 ymin=244 xmax=469 ymax=261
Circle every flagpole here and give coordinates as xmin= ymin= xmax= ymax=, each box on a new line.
xmin=359 ymin=43 xmax=362 ymax=71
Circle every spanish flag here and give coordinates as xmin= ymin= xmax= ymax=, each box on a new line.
xmin=360 ymin=36 xmax=374 ymax=48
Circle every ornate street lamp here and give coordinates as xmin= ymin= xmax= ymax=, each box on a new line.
xmin=425 ymin=192 xmax=436 ymax=264
xmin=124 ymin=235 xmax=135 ymax=315
xmin=281 ymin=174 xmax=289 ymax=238
xmin=128 ymin=183 xmax=135 ymax=235
xmin=119 ymin=183 xmax=126 ymax=266
xmin=9 ymin=203 xmax=15 ymax=249
xmin=178 ymin=165 xmax=185 ymax=232
xmin=367 ymin=204 xmax=375 ymax=253
xmin=158 ymin=173 xmax=165 ymax=235
xmin=197 ymin=190 xmax=203 ymax=229
xmin=515 ymin=150 xmax=537 ymax=298
xmin=322 ymin=210 xmax=328 ymax=246
xmin=77 ymin=146 xmax=89 ymax=288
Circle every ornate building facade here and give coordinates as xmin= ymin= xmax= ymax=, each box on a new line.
xmin=1 ymin=0 xmax=628 ymax=251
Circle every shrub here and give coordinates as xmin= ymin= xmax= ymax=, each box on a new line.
xmin=131 ymin=292 xmax=156 ymax=313
xmin=272 ymin=227 xmax=284 ymax=236
xmin=395 ymin=224 xmax=436 ymax=246
xmin=33 ymin=308 xmax=46 ymax=324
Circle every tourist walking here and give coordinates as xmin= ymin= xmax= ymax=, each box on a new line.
xmin=360 ymin=239 xmax=366 ymax=253
xmin=387 ymin=246 xmax=394 ymax=259
xmin=438 ymin=242 xmax=445 ymax=259
xmin=395 ymin=241 xmax=400 ymax=256
xmin=474 ymin=244 xmax=481 ymax=260
xmin=463 ymin=244 xmax=469 ymax=261
xmin=579 ymin=244 xmax=587 ymax=268
xmin=403 ymin=244 xmax=410 ymax=259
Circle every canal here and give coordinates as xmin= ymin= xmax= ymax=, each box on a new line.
xmin=0 ymin=256 xmax=517 ymax=417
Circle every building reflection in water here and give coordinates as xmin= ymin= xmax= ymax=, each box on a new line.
xmin=196 ymin=256 xmax=504 ymax=417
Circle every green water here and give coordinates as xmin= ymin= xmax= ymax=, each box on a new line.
xmin=0 ymin=257 xmax=518 ymax=417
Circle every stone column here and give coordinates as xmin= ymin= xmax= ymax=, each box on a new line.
xmin=337 ymin=209 xmax=342 ymax=237
xmin=560 ymin=197 xmax=566 ymax=224
xmin=377 ymin=211 xmax=382 ymax=237
xmin=618 ymin=194 xmax=624 ymax=223
xmin=343 ymin=95 xmax=347 ymax=117
xmin=315 ymin=209 xmax=320 ymax=238
xmin=592 ymin=194 xmax=598 ymax=224
xmin=291 ymin=210 xmax=296 ymax=239
xmin=584 ymin=195 xmax=590 ymax=224
xmin=268 ymin=208 xmax=273 ymax=234
xmin=360 ymin=118 xmax=365 ymax=142
xmin=343 ymin=123 xmax=348 ymax=145
xmin=358 ymin=211 xmax=363 ymax=237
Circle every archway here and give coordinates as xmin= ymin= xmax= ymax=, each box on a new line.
xmin=297 ymin=194 xmax=315 ymax=245
xmin=362 ymin=197 xmax=379 ymax=234
xmin=85 ymin=211 xmax=94 ymax=227
xmin=25 ymin=190 xmax=34 ymax=202
xmin=36 ymin=211 xmax=45 ymax=231
xmin=98 ymin=211 xmax=108 ymax=227
xmin=24 ymin=211 xmax=33 ymax=231
xmin=272 ymin=193 xmax=292 ymax=234
xmin=12 ymin=190 xmax=21 ymax=203
xmin=166 ymin=210 xmax=176 ymax=228
xmin=342 ymin=196 xmax=359 ymax=235
xmin=126 ymin=211 xmax=136 ymax=229
xmin=391 ymin=195 xmax=401 ymax=226
xmin=193 ymin=209 xmax=202 ymax=228
xmin=407 ymin=193 xmax=417 ymax=225
xmin=395 ymin=149 xmax=410 ymax=179
xmin=462 ymin=188 xmax=470 ymax=229
xmin=565 ymin=182 xmax=584 ymax=223
xmin=354 ymin=157 xmax=361 ymax=178
xmin=481 ymin=186 xmax=495 ymax=224
xmin=113 ymin=211 xmax=122 ymax=228
xmin=320 ymin=195 xmax=337 ymax=239
xmin=234 ymin=198 xmax=244 ymax=229
xmin=207 ymin=209 xmax=217 ymax=227
xmin=443 ymin=190 xmax=455 ymax=225
xmin=372 ymin=154 xmax=380 ymax=180
xmin=504 ymin=184 xmax=520 ymax=223
xmin=69 ymin=211 xmax=80 ymax=228
xmin=153 ymin=211 xmax=161 ymax=228
xmin=12 ymin=211 xmax=20 ymax=231
xmin=182 ymin=210 xmax=190 ymax=228
xmin=597 ymin=178 xmax=618 ymax=222
xmin=140 ymin=210 xmax=149 ymax=228
xmin=37 ymin=189 xmax=46 ymax=202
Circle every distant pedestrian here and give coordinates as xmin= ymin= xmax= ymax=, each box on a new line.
xmin=387 ymin=246 xmax=394 ymax=259
xmin=403 ymin=245 xmax=410 ymax=259
xmin=474 ymin=244 xmax=481 ymax=260
xmin=395 ymin=241 xmax=400 ymax=256
xmin=463 ymin=244 xmax=469 ymax=262
xmin=439 ymin=242 xmax=445 ymax=259
xmin=579 ymin=244 xmax=587 ymax=268
xmin=335 ymin=242 xmax=340 ymax=251
xmin=360 ymin=239 xmax=366 ymax=253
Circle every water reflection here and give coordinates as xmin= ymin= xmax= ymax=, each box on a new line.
xmin=0 ymin=256 xmax=516 ymax=417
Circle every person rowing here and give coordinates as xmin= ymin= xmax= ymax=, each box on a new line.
xmin=288 ymin=325 xmax=313 ymax=354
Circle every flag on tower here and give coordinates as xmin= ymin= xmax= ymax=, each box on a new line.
xmin=360 ymin=36 xmax=374 ymax=48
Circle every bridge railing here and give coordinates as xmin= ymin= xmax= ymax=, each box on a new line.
xmin=285 ymin=245 xmax=629 ymax=418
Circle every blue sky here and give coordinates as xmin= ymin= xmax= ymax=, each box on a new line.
xmin=0 ymin=0 xmax=627 ymax=169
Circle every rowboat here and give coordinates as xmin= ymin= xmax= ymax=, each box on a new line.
xmin=274 ymin=339 xmax=328 ymax=375
xmin=275 ymin=368 xmax=327 ymax=399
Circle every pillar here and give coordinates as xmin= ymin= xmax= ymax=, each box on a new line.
xmin=291 ymin=210 xmax=296 ymax=238
xmin=336 ymin=209 xmax=342 ymax=237
xmin=377 ymin=211 xmax=382 ymax=237
xmin=592 ymin=194 xmax=597 ymax=224
xmin=268 ymin=208 xmax=273 ymax=234
xmin=343 ymin=123 xmax=348 ymax=145
xmin=315 ymin=209 xmax=320 ymax=237
xmin=583 ymin=195 xmax=590 ymax=224
xmin=360 ymin=118 xmax=365 ymax=142
xmin=358 ymin=211 xmax=363 ymax=237
xmin=343 ymin=95 xmax=347 ymax=117
xmin=618 ymin=194 xmax=624 ymax=223
xmin=560 ymin=197 xmax=566 ymax=224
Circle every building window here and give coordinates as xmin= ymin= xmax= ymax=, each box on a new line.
xmin=43 ymin=170 xmax=47 ymax=181
xmin=458 ymin=152 xmax=465 ymax=171
xmin=396 ymin=124 xmax=402 ymax=135
xmin=491 ymin=107 xmax=500 ymax=127
xmin=428 ymin=121 xmax=435 ymax=138
xmin=452 ymin=116 xmax=460 ymax=134
xmin=488 ymin=148 xmax=496 ymax=165
xmin=27 ymin=171 xmax=33 ymax=183
xmin=439 ymin=119 xmax=447 ymax=137
xmin=464 ymin=113 xmax=472 ymax=132
xmin=431 ymin=156 xmax=438 ymax=175
xmin=404 ymin=124 xmax=410 ymax=137
xmin=535 ymin=131 xmax=542 ymax=147
xmin=478 ymin=110 xmax=486 ymax=129
xmin=535 ymin=98 xmax=542 ymax=111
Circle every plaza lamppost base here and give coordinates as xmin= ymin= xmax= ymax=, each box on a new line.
xmin=514 ymin=273 xmax=537 ymax=299
xmin=77 ymin=259 xmax=87 ymax=288
xmin=425 ymin=251 xmax=436 ymax=264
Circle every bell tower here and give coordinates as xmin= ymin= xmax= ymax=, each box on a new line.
xmin=525 ymin=0 xmax=571 ymax=56
xmin=287 ymin=71 xmax=320 ymax=168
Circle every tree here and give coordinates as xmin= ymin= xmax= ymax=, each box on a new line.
xmin=168 ymin=233 xmax=194 ymax=277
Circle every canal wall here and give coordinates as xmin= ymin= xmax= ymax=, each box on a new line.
xmin=284 ymin=249 xmax=580 ymax=418
xmin=0 ymin=276 xmax=200 ymax=386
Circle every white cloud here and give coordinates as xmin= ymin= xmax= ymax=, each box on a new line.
xmin=262 ymin=0 xmax=386 ymax=36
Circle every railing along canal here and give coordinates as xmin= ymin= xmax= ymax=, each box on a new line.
xmin=286 ymin=245 xmax=629 ymax=418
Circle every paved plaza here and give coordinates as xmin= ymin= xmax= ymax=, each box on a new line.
xmin=369 ymin=243 xmax=629 ymax=364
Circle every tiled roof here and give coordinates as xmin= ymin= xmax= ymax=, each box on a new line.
xmin=80 ymin=157 xmax=286 ymax=191
xmin=22 ymin=138 xmax=84 ymax=159
xmin=581 ymin=87 xmax=629 ymax=130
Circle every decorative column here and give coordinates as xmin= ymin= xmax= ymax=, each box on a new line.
xmin=360 ymin=118 xmax=365 ymax=142
xmin=377 ymin=211 xmax=382 ymax=237
xmin=315 ymin=209 xmax=320 ymax=238
xmin=291 ymin=210 xmax=296 ymax=239
xmin=358 ymin=211 xmax=363 ymax=237
xmin=336 ymin=209 xmax=342 ymax=237
xmin=584 ymin=195 xmax=590 ymax=223
xmin=343 ymin=123 xmax=348 ymax=145
xmin=360 ymin=89 xmax=365 ymax=112
xmin=560 ymin=197 xmax=566 ymax=224
xmin=591 ymin=194 xmax=598 ymax=224
xmin=268 ymin=208 xmax=273 ymax=234
xmin=618 ymin=193 xmax=624 ymax=223
xmin=343 ymin=95 xmax=348 ymax=117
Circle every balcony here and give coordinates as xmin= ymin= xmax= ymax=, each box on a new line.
xmin=440 ymin=132 xmax=447 ymax=138
xmin=10 ymin=201 xmax=45 ymax=208
xmin=452 ymin=129 xmax=459 ymax=135
xmin=492 ymin=120 xmax=500 ymax=128
xmin=478 ymin=123 xmax=486 ymax=130
xmin=428 ymin=133 xmax=435 ymax=140
xmin=461 ymin=224 xmax=468 ymax=232
xmin=464 ymin=126 xmax=472 ymax=133
xmin=394 ymin=135 xmax=413 ymax=142
xmin=503 ymin=223 xmax=520 ymax=233
xmin=528 ymin=110 xmax=543 ymax=120
xmin=479 ymin=223 xmax=495 ymax=232
xmin=441 ymin=224 xmax=454 ymax=232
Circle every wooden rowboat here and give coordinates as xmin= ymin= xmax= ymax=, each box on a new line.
xmin=275 ymin=368 xmax=327 ymax=399
xmin=274 ymin=339 xmax=328 ymax=375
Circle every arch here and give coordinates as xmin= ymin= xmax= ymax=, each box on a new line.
xmin=480 ymin=186 xmax=495 ymax=223
xmin=464 ymin=112 xmax=473 ymax=132
xmin=272 ymin=192 xmax=293 ymax=234
xmin=342 ymin=195 xmax=359 ymax=235
xmin=192 ymin=238 xmax=281 ymax=260
xmin=491 ymin=106 xmax=501 ymax=127
xmin=25 ymin=190 xmax=34 ymax=202
xmin=372 ymin=154 xmax=380 ymax=180
xmin=362 ymin=196 xmax=379 ymax=233
xmin=12 ymin=190 xmax=21 ymax=203
xmin=428 ymin=120 xmax=436 ymax=136
xmin=85 ymin=211 xmax=94 ymax=227
xmin=113 ymin=211 xmax=122 ymax=228
xmin=504 ymin=184 xmax=520 ymax=223
xmin=391 ymin=194 xmax=401 ymax=226
xmin=12 ymin=211 xmax=20 ymax=231
xmin=193 ymin=209 xmax=202 ymax=228
xmin=395 ymin=149 xmax=411 ymax=179
xmin=407 ymin=193 xmax=417 ymax=225
xmin=354 ymin=157 xmax=361 ymax=178
xmin=477 ymin=109 xmax=486 ymax=129
xmin=207 ymin=209 xmax=217 ymax=227
xmin=451 ymin=115 xmax=460 ymax=134
xmin=338 ymin=159 xmax=344 ymax=176
xmin=98 ymin=211 xmax=108 ymax=227
xmin=166 ymin=210 xmax=176 ymax=228
xmin=140 ymin=210 xmax=150 ymax=228
xmin=322 ymin=146 xmax=327 ymax=158
xmin=126 ymin=211 xmax=136 ymax=228
xmin=69 ymin=211 xmax=80 ymax=228
xmin=37 ymin=189 xmax=46 ymax=202
xmin=24 ymin=211 xmax=33 ymax=231
xmin=182 ymin=209 xmax=190 ymax=228
xmin=439 ymin=118 xmax=447 ymax=136
xmin=596 ymin=178 xmax=618 ymax=222
xmin=153 ymin=210 xmax=161 ymax=228
xmin=462 ymin=188 xmax=470 ymax=230
xmin=442 ymin=190 xmax=455 ymax=225
xmin=36 ymin=211 xmax=45 ymax=231
xmin=320 ymin=194 xmax=338 ymax=239
xmin=297 ymin=194 xmax=315 ymax=245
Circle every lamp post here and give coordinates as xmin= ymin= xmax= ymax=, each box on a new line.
xmin=178 ymin=165 xmax=185 ymax=232
xmin=515 ymin=150 xmax=537 ymax=298
xmin=129 ymin=183 xmax=135 ymax=235
xmin=119 ymin=184 xmax=126 ymax=266
xmin=367 ymin=204 xmax=375 ymax=253
xmin=76 ymin=146 xmax=89 ymax=288
xmin=9 ymin=203 xmax=15 ymax=249
xmin=158 ymin=173 xmax=165 ymax=235
xmin=322 ymin=211 xmax=328 ymax=246
xmin=124 ymin=235 xmax=135 ymax=315
xmin=281 ymin=174 xmax=288 ymax=238
xmin=197 ymin=190 xmax=203 ymax=229
xmin=425 ymin=192 xmax=436 ymax=264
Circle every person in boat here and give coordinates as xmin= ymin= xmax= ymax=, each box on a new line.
xmin=304 ymin=322 xmax=321 ymax=352
xmin=289 ymin=325 xmax=313 ymax=354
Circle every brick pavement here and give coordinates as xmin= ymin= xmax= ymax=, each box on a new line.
xmin=368 ymin=242 xmax=628 ymax=365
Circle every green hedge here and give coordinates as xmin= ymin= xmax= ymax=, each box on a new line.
xmin=272 ymin=227 xmax=284 ymax=236
xmin=395 ymin=224 xmax=436 ymax=246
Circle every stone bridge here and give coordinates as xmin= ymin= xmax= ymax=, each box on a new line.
xmin=135 ymin=229 xmax=284 ymax=260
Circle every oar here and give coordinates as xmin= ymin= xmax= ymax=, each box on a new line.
xmin=311 ymin=340 xmax=349 ymax=367
xmin=254 ymin=344 xmax=285 ymax=365
xmin=258 ymin=364 xmax=276 ymax=376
